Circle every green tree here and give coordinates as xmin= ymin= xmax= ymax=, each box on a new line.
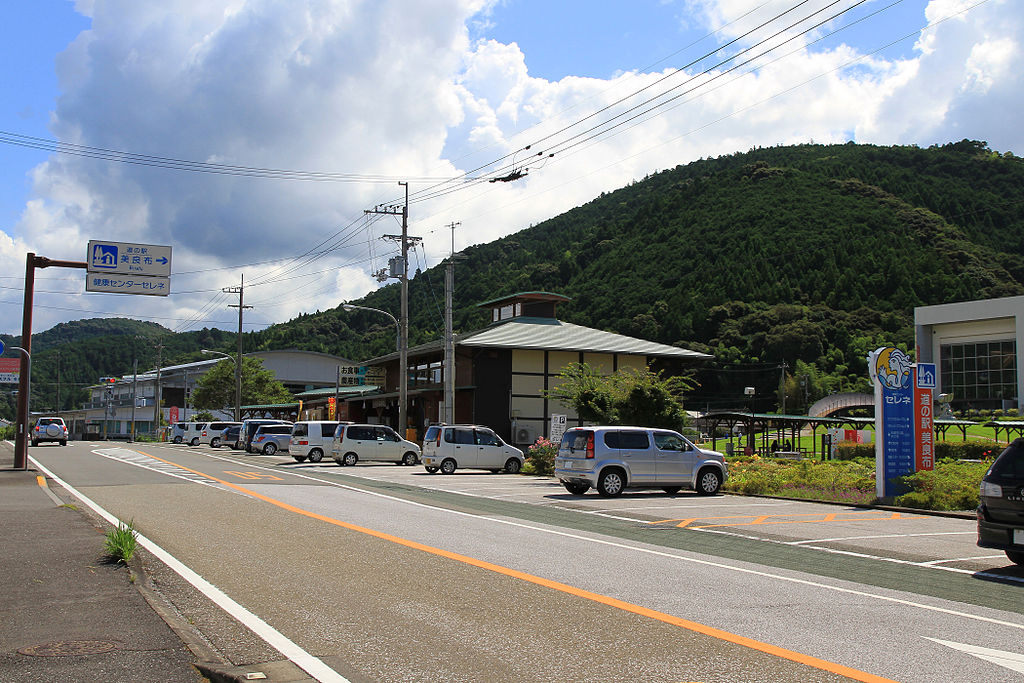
xmin=191 ymin=358 xmax=293 ymax=411
xmin=546 ymin=363 xmax=692 ymax=429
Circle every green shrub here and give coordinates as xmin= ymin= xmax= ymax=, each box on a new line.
xmin=104 ymin=519 xmax=138 ymax=564
xmin=934 ymin=441 xmax=1000 ymax=460
xmin=894 ymin=458 xmax=992 ymax=510
xmin=836 ymin=444 xmax=874 ymax=460
xmin=522 ymin=438 xmax=557 ymax=476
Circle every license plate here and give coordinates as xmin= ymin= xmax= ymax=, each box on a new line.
xmin=1014 ymin=529 xmax=1024 ymax=545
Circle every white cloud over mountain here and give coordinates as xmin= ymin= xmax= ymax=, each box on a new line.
xmin=3 ymin=0 xmax=1019 ymax=334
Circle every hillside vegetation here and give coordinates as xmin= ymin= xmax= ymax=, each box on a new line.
xmin=8 ymin=140 xmax=1023 ymax=417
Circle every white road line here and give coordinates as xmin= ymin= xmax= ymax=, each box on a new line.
xmin=787 ymin=531 xmax=975 ymax=545
xmin=922 ymin=555 xmax=1007 ymax=566
xmin=179 ymin=448 xmax=1024 ymax=630
xmin=926 ymin=638 xmax=1024 ymax=674
xmin=92 ymin=448 xmax=231 ymax=491
xmin=30 ymin=455 xmax=350 ymax=683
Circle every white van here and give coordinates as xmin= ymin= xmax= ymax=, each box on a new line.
xmin=171 ymin=422 xmax=207 ymax=445
xmin=421 ymin=424 xmax=524 ymax=474
xmin=330 ymin=424 xmax=420 ymax=466
xmin=200 ymin=421 xmax=241 ymax=448
xmin=290 ymin=421 xmax=342 ymax=463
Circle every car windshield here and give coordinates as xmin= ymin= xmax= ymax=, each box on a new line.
xmin=989 ymin=440 xmax=1024 ymax=478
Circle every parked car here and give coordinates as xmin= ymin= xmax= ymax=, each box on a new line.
xmin=217 ymin=425 xmax=242 ymax=450
xmin=290 ymin=421 xmax=343 ymax=463
xmin=977 ymin=437 xmax=1024 ymax=566
xmin=239 ymin=419 xmax=292 ymax=453
xmin=171 ymin=422 xmax=207 ymax=445
xmin=421 ymin=424 xmax=524 ymax=475
xmin=251 ymin=424 xmax=293 ymax=455
xmin=554 ymin=426 xmax=728 ymax=497
xmin=32 ymin=417 xmax=68 ymax=447
xmin=200 ymin=421 xmax=240 ymax=448
xmin=330 ymin=424 xmax=420 ymax=466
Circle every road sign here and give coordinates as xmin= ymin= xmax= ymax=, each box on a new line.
xmin=86 ymin=273 xmax=170 ymax=296
xmin=87 ymin=240 xmax=171 ymax=277
xmin=0 ymin=357 xmax=20 ymax=384
xmin=916 ymin=363 xmax=937 ymax=389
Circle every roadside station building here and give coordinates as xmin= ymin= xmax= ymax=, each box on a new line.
xmin=915 ymin=294 xmax=1024 ymax=411
xmin=342 ymin=292 xmax=713 ymax=446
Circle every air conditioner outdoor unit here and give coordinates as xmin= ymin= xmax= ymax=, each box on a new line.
xmin=515 ymin=425 xmax=537 ymax=444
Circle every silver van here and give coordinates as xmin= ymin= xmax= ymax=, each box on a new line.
xmin=330 ymin=424 xmax=420 ymax=466
xmin=421 ymin=424 xmax=524 ymax=474
xmin=240 ymin=419 xmax=292 ymax=453
xmin=290 ymin=421 xmax=343 ymax=463
xmin=554 ymin=426 xmax=727 ymax=497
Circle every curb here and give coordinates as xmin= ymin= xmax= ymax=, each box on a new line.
xmin=723 ymin=491 xmax=976 ymax=520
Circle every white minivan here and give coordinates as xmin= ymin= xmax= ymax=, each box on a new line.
xmin=330 ymin=424 xmax=420 ymax=467
xmin=421 ymin=424 xmax=524 ymax=475
xmin=290 ymin=421 xmax=342 ymax=463
xmin=171 ymin=422 xmax=206 ymax=445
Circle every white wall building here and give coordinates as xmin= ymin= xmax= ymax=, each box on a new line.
xmin=915 ymin=295 xmax=1024 ymax=410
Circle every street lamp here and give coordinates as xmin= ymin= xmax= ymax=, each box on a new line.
xmin=202 ymin=349 xmax=240 ymax=422
xmin=744 ymin=386 xmax=755 ymax=455
xmin=342 ymin=303 xmax=404 ymax=436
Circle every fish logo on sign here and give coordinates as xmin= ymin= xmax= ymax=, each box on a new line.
xmin=874 ymin=347 xmax=912 ymax=390
xmin=917 ymin=363 xmax=937 ymax=389
xmin=91 ymin=244 xmax=118 ymax=269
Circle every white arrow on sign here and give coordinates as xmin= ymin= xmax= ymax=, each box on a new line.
xmin=925 ymin=637 xmax=1024 ymax=674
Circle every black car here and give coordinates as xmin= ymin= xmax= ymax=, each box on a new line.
xmin=218 ymin=425 xmax=242 ymax=450
xmin=977 ymin=437 xmax=1024 ymax=566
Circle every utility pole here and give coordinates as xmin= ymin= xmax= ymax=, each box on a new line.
xmin=367 ymin=183 xmax=420 ymax=437
xmin=779 ymin=361 xmax=789 ymax=414
xmin=224 ymin=275 xmax=251 ymax=422
xmin=154 ymin=342 xmax=164 ymax=437
xmin=55 ymin=351 xmax=61 ymax=418
xmin=130 ymin=358 xmax=138 ymax=442
xmin=444 ymin=221 xmax=461 ymax=424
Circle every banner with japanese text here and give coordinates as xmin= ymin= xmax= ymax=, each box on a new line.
xmin=868 ymin=347 xmax=915 ymax=498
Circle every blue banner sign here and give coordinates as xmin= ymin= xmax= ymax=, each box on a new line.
xmin=869 ymin=347 xmax=915 ymax=498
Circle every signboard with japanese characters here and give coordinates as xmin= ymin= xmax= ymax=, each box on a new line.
xmin=914 ymin=368 xmax=935 ymax=472
xmin=868 ymin=346 xmax=915 ymax=498
xmin=86 ymin=240 xmax=171 ymax=296
xmin=0 ymin=357 xmax=20 ymax=384
xmin=337 ymin=365 xmax=386 ymax=387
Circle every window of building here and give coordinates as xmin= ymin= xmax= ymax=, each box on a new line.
xmin=940 ymin=340 xmax=1017 ymax=405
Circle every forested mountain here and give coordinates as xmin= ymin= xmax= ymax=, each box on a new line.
xmin=249 ymin=140 xmax=1024 ymax=410
xmin=8 ymin=140 xmax=1023 ymax=418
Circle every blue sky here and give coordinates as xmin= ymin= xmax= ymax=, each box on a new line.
xmin=0 ymin=0 xmax=1019 ymax=334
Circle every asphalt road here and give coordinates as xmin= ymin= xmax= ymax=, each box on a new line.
xmin=29 ymin=440 xmax=1024 ymax=683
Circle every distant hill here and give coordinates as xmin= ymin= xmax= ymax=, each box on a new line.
xmin=9 ymin=140 xmax=1023 ymax=418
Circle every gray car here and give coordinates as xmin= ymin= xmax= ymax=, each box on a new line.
xmin=554 ymin=426 xmax=727 ymax=497
xmin=251 ymin=424 xmax=293 ymax=455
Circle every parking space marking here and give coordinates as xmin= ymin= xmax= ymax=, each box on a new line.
xmin=224 ymin=471 xmax=285 ymax=481
xmin=787 ymin=531 xmax=974 ymax=545
xmin=921 ymin=555 xmax=1007 ymax=566
xmin=651 ymin=511 xmax=904 ymax=529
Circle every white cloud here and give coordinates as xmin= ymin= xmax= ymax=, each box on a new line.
xmin=3 ymin=0 xmax=1021 ymax=335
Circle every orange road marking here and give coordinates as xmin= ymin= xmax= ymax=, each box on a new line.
xmin=36 ymin=475 xmax=47 ymax=488
xmin=137 ymin=450 xmax=897 ymax=683
xmin=223 ymin=471 xmax=285 ymax=481
xmin=651 ymin=511 xmax=903 ymax=529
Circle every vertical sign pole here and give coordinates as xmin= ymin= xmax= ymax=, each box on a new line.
xmin=14 ymin=253 xmax=37 ymax=470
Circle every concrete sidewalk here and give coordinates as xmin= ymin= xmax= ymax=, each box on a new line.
xmin=0 ymin=443 xmax=210 ymax=682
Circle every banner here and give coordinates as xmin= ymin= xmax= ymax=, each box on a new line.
xmin=869 ymin=347 xmax=915 ymax=498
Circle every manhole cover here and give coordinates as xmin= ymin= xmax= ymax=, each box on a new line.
xmin=18 ymin=640 xmax=122 ymax=657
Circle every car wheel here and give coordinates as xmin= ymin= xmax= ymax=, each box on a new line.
xmin=210 ymin=437 xmax=221 ymax=448
xmin=440 ymin=458 xmax=457 ymax=475
xmin=190 ymin=437 xmax=200 ymax=446
xmin=425 ymin=466 xmax=439 ymax=474
xmin=597 ymin=468 xmax=625 ymax=497
xmin=173 ymin=436 xmax=183 ymax=444
xmin=662 ymin=486 xmax=681 ymax=495
xmin=60 ymin=441 xmax=67 ymax=447
xmin=343 ymin=452 xmax=358 ymax=466
xmin=503 ymin=458 xmax=522 ymax=474
xmin=1007 ymin=550 xmax=1024 ymax=566
xmin=696 ymin=467 xmax=722 ymax=495
xmin=293 ymin=455 xmax=307 ymax=463
xmin=563 ymin=482 xmax=589 ymax=495
xmin=402 ymin=451 xmax=418 ymax=466
xmin=308 ymin=448 xmax=324 ymax=463
xmin=333 ymin=458 xmax=343 ymax=466
xmin=263 ymin=443 xmax=278 ymax=455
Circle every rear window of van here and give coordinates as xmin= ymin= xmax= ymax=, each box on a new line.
xmin=604 ymin=431 xmax=649 ymax=449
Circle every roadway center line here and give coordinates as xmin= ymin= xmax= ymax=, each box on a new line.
xmin=131 ymin=449 xmax=896 ymax=683
xmin=154 ymin=447 xmax=1024 ymax=631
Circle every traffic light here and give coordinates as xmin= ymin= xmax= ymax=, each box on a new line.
xmin=99 ymin=376 xmax=118 ymax=383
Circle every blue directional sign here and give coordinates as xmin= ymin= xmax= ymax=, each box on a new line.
xmin=916 ymin=363 xmax=937 ymax=389
xmin=87 ymin=240 xmax=171 ymax=277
